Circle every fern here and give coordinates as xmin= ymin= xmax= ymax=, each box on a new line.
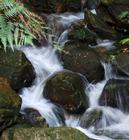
xmin=0 ymin=0 xmax=47 ymax=51
xmin=120 ymin=38 xmax=129 ymax=45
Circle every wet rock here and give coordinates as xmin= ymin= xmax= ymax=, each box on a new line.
xmin=98 ymin=47 xmax=129 ymax=77
xmin=80 ymin=108 xmax=103 ymax=129
xmin=85 ymin=9 xmax=119 ymax=40
xmin=43 ymin=70 xmax=88 ymax=114
xmin=0 ymin=48 xmax=35 ymax=92
xmin=95 ymin=130 xmax=129 ymax=139
xmin=61 ymin=41 xmax=104 ymax=83
xmin=0 ymin=78 xmax=21 ymax=132
xmin=99 ymin=79 xmax=129 ymax=112
xmin=83 ymin=0 xmax=100 ymax=10
xmin=107 ymin=1 xmax=129 ymax=30
xmin=23 ymin=108 xmax=48 ymax=127
xmin=1 ymin=127 xmax=92 ymax=140
xmin=23 ymin=0 xmax=82 ymax=13
xmin=68 ymin=20 xmax=97 ymax=45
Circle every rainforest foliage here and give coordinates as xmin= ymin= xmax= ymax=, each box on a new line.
xmin=0 ymin=0 xmax=47 ymax=50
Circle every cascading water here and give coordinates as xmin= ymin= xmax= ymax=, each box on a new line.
xmin=20 ymin=12 xmax=129 ymax=140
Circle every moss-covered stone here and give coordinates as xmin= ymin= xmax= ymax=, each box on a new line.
xmin=44 ymin=70 xmax=88 ymax=114
xmin=0 ymin=78 xmax=21 ymax=132
xmin=1 ymin=127 xmax=92 ymax=140
xmin=68 ymin=20 xmax=97 ymax=45
xmin=80 ymin=108 xmax=103 ymax=129
xmin=85 ymin=9 xmax=119 ymax=40
xmin=23 ymin=108 xmax=48 ymax=127
xmin=0 ymin=48 xmax=35 ymax=92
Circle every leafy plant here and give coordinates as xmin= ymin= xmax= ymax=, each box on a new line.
xmin=120 ymin=38 xmax=129 ymax=45
xmin=0 ymin=0 xmax=47 ymax=51
xmin=118 ymin=11 xmax=129 ymax=20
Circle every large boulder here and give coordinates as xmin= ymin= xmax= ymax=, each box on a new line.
xmin=43 ymin=70 xmax=88 ymax=114
xmin=1 ymin=127 xmax=91 ymax=140
xmin=61 ymin=41 xmax=104 ymax=83
xmin=0 ymin=48 xmax=35 ymax=92
xmin=99 ymin=79 xmax=129 ymax=112
xmin=0 ymin=77 xmax=21 ymax=132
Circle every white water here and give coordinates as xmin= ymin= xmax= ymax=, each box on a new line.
xmin=20 ymin=12 xmax=129 ymax=140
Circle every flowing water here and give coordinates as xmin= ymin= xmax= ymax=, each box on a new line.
xmin=20 ymin=12 xmax=129 ymax=140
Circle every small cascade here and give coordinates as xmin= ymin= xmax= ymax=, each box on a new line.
xmin=20 ymin=12 xmax=129 ymax=140
xmin=20 ymin=46 xmax=64 ymax=127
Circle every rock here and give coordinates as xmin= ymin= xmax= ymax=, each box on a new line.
xmin=85 ymin=9 xmax=119 ymax=40
xmin=43 ymin=70 xmax=88 ymax=114
xmin=98 ymin=47 xmax=129 ymax=77
xmin=22 ymin=0 xmax=82 ymax=13
xmin=1 ymin=127 xmax=92 ymax=140
xmin=83 ymin=0 xmax=100 ymax=10
xmin=0 ymin=48 xmax=35 ymax=92
xmin=79 ymin=108 xmax=102 ymax=129
xmin=99 ymin=79 xmax=129 ymax=112
xmin=68 ymin=20 xmax=97 ymax=45
xmin=0 ymin=78 xmax=21 ymax=132
xmin=107 ymin=1 xmax=129 ymax=30
xmin=95 ymin=129 xmax=129 ymax=139
xmin=23 ymin=108 xmax=48 ymax=127
xmin=61 ymin=41 xmax=104 ymax=83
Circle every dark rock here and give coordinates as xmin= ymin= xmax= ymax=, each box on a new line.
xmin=0 ymin=78 xmax=21 ymax=132
xmin=95 ymin=47 xmax=129 ymax=78
xmin=61 ymin=41 xmax=104 ymax=83
xmin=85 ymin=9 xmax=120 ymax=40
xmin=22 ymin=0 xmax=82 ymax=14
xmin=0 ymin=48 xmax=35 ymax=92
xmin=1 ymin=127 xmax=92 ymax=140
xmin=43 ymin=70 xmax=88 ymax=114
xmin=23 ymin=108 xmax=48 ymax=127
xmin=80 ymin=108 xmax=103 ymax=129
xmin=68 ymin=20 xmax=97 ymax=45
xmin=83 ymin=0 xmax=100 ymax=10
xmin=107 ymin=2 xmax=129 ymax=30
xmin=99 ymin=79 xmax=129 ymax=112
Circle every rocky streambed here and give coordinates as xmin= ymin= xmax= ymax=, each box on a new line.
xmin=0 ymin=0 xmax=129 ymax=140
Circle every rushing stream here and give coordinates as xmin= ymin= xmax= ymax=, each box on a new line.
xmin=20 ymin=12 xmax=129 ymax=140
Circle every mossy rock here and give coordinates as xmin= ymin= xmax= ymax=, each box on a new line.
xmin=85 ymin=9 xmax=120 ymax=40
xmin=61 ymin=41 xmax=104 ymax=83
xmin=0 ymin=48 xmax=35 ymax=92
xmin=1 ymin=127 xmax=92 ymax=140
xmin=68 ymin=20 xmax=97 ymax=45
xmin=0 ymin=78 xmax=21 ymax=132
xmin=44 ymin=70 xmax=88 ymax=114
xmin=23 ymin=108 xmax=48 ymax=127
xmin=80 ymin=108 xmax=103 ymax=129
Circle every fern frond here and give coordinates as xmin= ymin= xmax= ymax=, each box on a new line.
xmin=0 ymin=0 xmax=48 ymax=50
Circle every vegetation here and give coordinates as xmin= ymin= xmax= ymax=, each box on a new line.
xmin=0 ymin=0 xmax=47 ymax=51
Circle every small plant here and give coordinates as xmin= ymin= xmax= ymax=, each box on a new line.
xmin=0 ymin=0 xmax=48 ymax=51
xmin=120 ymin=38 xmax=129 ymax=45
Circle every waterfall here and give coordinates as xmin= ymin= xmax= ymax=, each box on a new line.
xmin=20 ymin=12 xmax=129 ymax=140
